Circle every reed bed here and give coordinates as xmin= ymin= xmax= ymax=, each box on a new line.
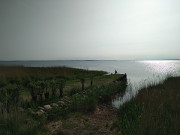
xmin=113 ymin=77 xmax=180 ymax=135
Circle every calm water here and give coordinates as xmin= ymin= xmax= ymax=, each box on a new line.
xmin=1 ymin=60 xmax=180 ymax=108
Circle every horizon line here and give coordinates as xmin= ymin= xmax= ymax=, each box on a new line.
xmin=0 ymin=59 xmax=180 ymax=62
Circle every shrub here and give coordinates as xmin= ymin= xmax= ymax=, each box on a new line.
xmin=57 ymin=79 xmax=66 ymax=98
xmin=0 ymin=84 xmax=20 ymax=113
xmin=67 ymin=87 xmax=81 ymax=96
xmin=71 ymin=94 xmax=97 ymax=113
xmin=47 ymin=107 xmax=68 ymax=121
xmin=50 ymin=79 xmax=58 ymax=98
xmin=27 ymin=82 xmax=38 ymax=102
xmin=0 ymin=112 xmax=39 ymax=135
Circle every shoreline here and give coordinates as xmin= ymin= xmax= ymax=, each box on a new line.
xmin=113 ymin=76 xmax=180 ymax=135
xmin=1 ymin=66 xmax=180 ymax=134
xmin=0 ymin=66 xmax=127 ymax=135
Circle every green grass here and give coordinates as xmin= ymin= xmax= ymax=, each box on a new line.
xmin=0 ymin=66 xmax=106 ymax=79
xmin=70 ymin=80 xmax=127 ymax=113
xmin=0 ymin=112 xmax=42 ymax=135
xmin=113 ymin=77 xmax=180 ymax=135
xmin=71 ymin=93 xmax=97 ymax=113
xmin=112 ymin=101 xmax=143 ymax=135
xmin=0 ymin=66 xmax=127 ymax=134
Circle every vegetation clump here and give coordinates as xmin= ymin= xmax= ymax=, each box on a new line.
xmin=0 ymin=66 xmax=126 ymax=135
xmin=112 ymin=77 xmax=180 ymax=135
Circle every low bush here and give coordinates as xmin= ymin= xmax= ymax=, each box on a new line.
xmin=67 ymin=87 xmax=81 ymax=96
xmin=70 ymin=80 xmax=127 ymax=113
xmin=71 ymin=94 xmax=97 ymax=113
xmin=47 ymin=107 xmax=69 ymax=121
xmin=0 ymin=112 xmax=39 ymax=135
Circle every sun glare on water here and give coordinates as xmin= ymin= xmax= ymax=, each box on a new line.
xmin=141 ymin=60 xmax=177 ymax=74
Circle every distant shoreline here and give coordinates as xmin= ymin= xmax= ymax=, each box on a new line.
xmin=0 ymin=59 xmax=180 ymax=62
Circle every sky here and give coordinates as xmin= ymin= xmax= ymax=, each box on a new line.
xmin=0 ymin=0 xmax=180 ymax=60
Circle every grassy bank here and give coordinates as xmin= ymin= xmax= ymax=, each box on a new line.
xmin=0 ymin=66 xmax=127 ymax=135
xmin=113 ymin=77 xmax=180 ymax=135
xmin=0 ymin=66 xmax=107 ymax=80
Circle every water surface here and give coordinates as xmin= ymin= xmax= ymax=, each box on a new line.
xmin=1 ymin=60 xmax=180 ymax=108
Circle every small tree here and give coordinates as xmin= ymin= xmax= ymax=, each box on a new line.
xmin=44 ymin=80 xmax=50 ymax=99
xmin=58 ymin=79 xmax=66 ymax=98
xmin=0 ymin=78 xmax=6 ymax=87
xmin=9 ymin=84 xmax=20 ymax=107
xmin=0 ymin=87 xmax=7 ymax=114
xmin=0 ymin=84 xmax=20 ymax=113
xmin=37 ymin=81 xmax=44 ymax=102
xmin=80 ymin=78 xmax=85 ymax=90
xmin=28 ymin=82 xmax=38 ymax=102
xmin=50 ymin=79 xmax=57 ymax=98
xmin=0 ymin=78 xmax=6 ymax=114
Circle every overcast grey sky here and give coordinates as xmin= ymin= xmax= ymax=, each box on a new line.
xmin=0 ymin=0 xmax=180 ymax=60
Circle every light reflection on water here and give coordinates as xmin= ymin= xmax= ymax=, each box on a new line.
xmin=0 ymin=60 xmax=180 ymax=108
xmin=112 ymin=60 xmax=180 ymax=108
xmin=143 ymin=60 xmax=177 ymax=73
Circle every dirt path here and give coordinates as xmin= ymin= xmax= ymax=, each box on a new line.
xmin=85 ymin=104 xmax=117 ymax=127
xmin=48 ymin=104 xmax=119 ymax=135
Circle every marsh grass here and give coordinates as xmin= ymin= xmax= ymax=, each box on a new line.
xmin=113 ymin=77 xmax=180 ymax=135
xmin=0 ymin=111 xmax=42 ymax=135
xmin=0 ymin=66 xmax=106 ymax=79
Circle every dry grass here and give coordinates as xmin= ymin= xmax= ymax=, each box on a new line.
xmin=135 ymin=77 xmax=180 ymax=135
xmin=0 ymin=66 xmax=106 ymax=79
xmin=115 ymin=77 xmax=180 ymax=135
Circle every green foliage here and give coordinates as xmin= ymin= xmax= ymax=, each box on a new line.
xmin=69 ymin=80 xmax=127 ymax=113
xmin=0 ymin=78 xmax=6 ymax=87
xmin=44 ymin=80 xmax=50 ymax=99
xmin=91 ymin=81 xmax=127 ymax=103
xmin=54 ymin=131 xmax=67 ymax=135
xmin=0 ymin=113 xmax=39 ymax=135
xmin=0 ymin=66 xmax=110 ymax=135
xmin=67 ymin=87 xmax=81 ymax=96
xmin=0 ymin=84 xmax=20 ymax=113
xmin=50 ymin=79 xmax=58 ymax=97
xmin=57 ymin=79 xmax=66 ymax=89
xmin=22 ymin=100 xmax=38 ymax=109
xmin=113 ymin=77 xmax=180 ymax=135
xmin=112 ymin=101 xmax=143 ymax=135
xmin=95 ymin=85 xmax=114 ymax=103
xmin=47 ymin=107 xmax=69 ymax=121
xmin=6 ymin=77 xmax=21 ymax=84
xmin=71 ymin=94 xmax=97 ymax=113
xmin=57 ymin=79 xmax=66 ymax=97
xmin=78 ymin=77 xmax=85 ymax=90
xmin=27 ymin=82 xmax=38 ymax=102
